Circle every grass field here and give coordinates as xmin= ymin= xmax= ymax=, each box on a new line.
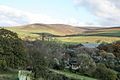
xmin=84 ymin=31 xmax=120 ymax=37
xmin=0 ymin=70 xmax=97 ymax=80
xmin=0 ymin=71 xmax=18 ymax=80
xmin=6 ymin=27 xmax=40 ymax=39
xmin=50 ymin=69 xmax=97 ymax=80
xmin=4 ymin=25 xmax=120 ymax=43
xmin=56 ymin=36 xmax=120 ymax=43
xmin=5 ymin=24 xmax=84 ymax=37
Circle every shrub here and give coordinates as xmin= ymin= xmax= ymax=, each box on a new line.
xmin=0 ymin=28 xmax=27 ymax=69
xmin=93 ymin=63 xmax=117 ymax=80
xmin=77 ymin=54 xmax=96 ymax=76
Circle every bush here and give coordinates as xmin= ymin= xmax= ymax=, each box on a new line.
xmin=0 ymin=28 xmax=27 ymax=69
xmin=77 ymin=54 xmax=96 ymax=76
xmin=98 ymin=41 xmax=120 ymax=58
xmin=117 ymin=73 xmax=120 ymax=80
xmin=93 ymin=63 xmax=117 ymax=80
xmin=0 ymin=60 xmax=7 ymax=71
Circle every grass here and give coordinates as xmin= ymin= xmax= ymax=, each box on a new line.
xmin=6 ymin=27 xmax=40 ymax=39
xmin=86 ymin=31 xmax=120 ymax=37
xmin=5 ymin=27 xmax=65 ymax=37
xmin=0 ymin=71 xmax=18 ymax=80
xmin=95 ymin=32 xmax=120 ymax=37
xmin=0 ymin=69 xmax=97 ymax=80
xmin=56 ymin=36 xmax=120 ymax=43
xmin=50 ymin=69 xmax=97 ymax=80
xmin=4 ymin=27 xmax=120 ymax=43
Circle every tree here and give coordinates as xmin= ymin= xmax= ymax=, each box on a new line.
xmin=77 ymin=54 xmax=96 ymax=76
xmin=25 ymin=40 xmax=65 ymax=78
xmin=0 ymin=28 xmax=27 ymax=69
xmin=98 ymin=41 xmax=120 ymax=58
xmin=93 ymin=63 xmax=118 ymax=80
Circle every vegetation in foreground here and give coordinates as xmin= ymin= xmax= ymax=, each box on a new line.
xmin=0 ymin=28 xmax=120 ymax=80
xmin=50 ymin=69 xmax=97 ymax=80
xmin=0 ymin=71 xmax=17 ymax=80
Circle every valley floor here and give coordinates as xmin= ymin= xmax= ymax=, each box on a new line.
xmin=56 ymin=36 xmax=120 ymax=43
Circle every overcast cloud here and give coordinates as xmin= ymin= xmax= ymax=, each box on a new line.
xmin=0 ymin=0 xmax=120 ymax=27
xmin=0 ymin=5 xmax=60 ymax=26
xmin=0 ymin=5 xmax=86 ymax=26
xmin=73 ymin=0 xmax=120 ymax=26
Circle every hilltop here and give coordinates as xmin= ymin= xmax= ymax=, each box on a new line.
xmin=6 ymin=23 xmax=88 ymax=36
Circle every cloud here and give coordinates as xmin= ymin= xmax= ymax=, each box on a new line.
xmin=0 ymin=5 xmax=86 ymax=26
xmin=73 ymin=0 xmax=120 ymax=26
xmin=0 ymin=5 xmax=60 ymax=26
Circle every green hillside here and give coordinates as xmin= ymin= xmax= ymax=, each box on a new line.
xmin=6 ymin=23 xmax=86 ymax=36
xmin=4 ymin=24 xmax=120 ymax=43
xmin=50 ymin=69 xmax=97 ymax=80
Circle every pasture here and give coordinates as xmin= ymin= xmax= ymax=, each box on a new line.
xmin=56 ymin=36 xmax=120 ymax=43
xmin=5 ymin=26 xmax=120 ymax=43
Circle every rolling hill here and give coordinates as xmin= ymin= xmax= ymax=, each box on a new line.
xmin=6 ymin=23 xmax=87 ymax=36
xmin=3 ymin=23 xmax=120 ymax=43
xmin=82 ymin=27 xmax=120 ymax=37
xmin=4 ymin=23 xmax=88 ymax=39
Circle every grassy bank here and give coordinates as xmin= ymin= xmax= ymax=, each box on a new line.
xmin=0 ymin=71 xmax=18 ymax=80
xmin=50 ymin=69 xmax=97 ymax=80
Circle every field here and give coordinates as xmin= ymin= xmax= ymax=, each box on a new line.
xmin=0 ymin=69 xmax=97 ymax=80
xmin=4 ymin=24 xmax=120 ymax=43
xmin=5 ymin=24 xmax=85 ymax=37
xmin=50 ymin=69 xmax=97 ymax=80
xmin=0 ymin=71 xmax=17 ymax=80
xmin=56 ymin=36 xmax=120 ymax=43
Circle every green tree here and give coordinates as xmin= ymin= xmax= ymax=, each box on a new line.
xmin=77 ymin=54 xmax=96 ymax=76
xmin=93 ymin=63 xmax=117 ymax=80
xmin=0 ymin=28 xmax=27 ymax=69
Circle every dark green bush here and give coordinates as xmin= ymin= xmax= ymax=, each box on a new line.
xmin=93 ymin=63 xmax=117 ymax=80
xmin=0 ymin=28 xmax=27 ymax=69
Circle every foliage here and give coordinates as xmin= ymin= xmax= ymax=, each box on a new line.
xmin=98 ymin=41 xmax=120 ymax=58
xmin=25 ymin=40 xmax=65 ymax=78
xmin=50 ymin=69 xmax=97 ymax=80
xmin=0 ymin=59 xmax=7 ymax=71
xmin=93 ymin=63 xmax=118 ymax=80
xmin=0 ymin=28 xmax=27 ymax=69
xmin=77 ymin=54 xmax=96 ymax=76
xmin=0 ymin=28 xmax=120 ymax=80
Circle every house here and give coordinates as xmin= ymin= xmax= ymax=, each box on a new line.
xmin=63 ymin=49 xmax=81 ymax=70
xmin=62 ymin=52 xmax=80 ymax=70
xmin=18 ymin=70 xmax=33 ymax=80
xmin=69 ymin=58 xmax=80 ymax=70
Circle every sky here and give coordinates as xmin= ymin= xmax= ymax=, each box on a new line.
xmin=0 ymin=0 xmax=120 ymax=27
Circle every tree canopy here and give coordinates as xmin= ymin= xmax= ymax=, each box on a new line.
xmin=0 ymin=28 xmax=27 ymax=69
